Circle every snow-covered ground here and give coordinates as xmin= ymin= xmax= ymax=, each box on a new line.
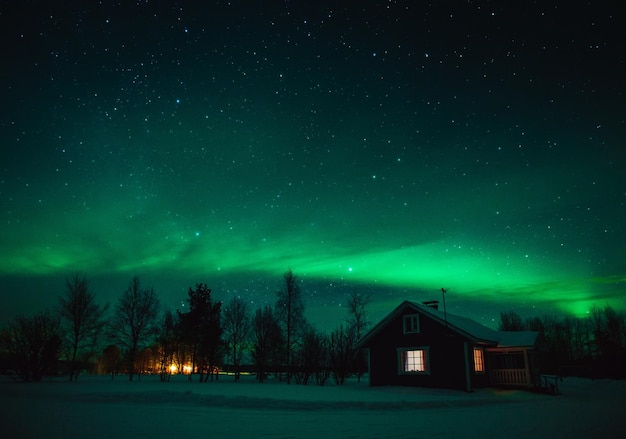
xmin=1 ymin=374 xmax=624 ymax=438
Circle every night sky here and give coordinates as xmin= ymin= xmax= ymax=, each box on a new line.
xmin=1 ymin=1 xmax=625 ymax=330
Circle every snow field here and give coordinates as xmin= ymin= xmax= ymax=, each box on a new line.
xmin=1 ymin=375 xmax=624 ymax=438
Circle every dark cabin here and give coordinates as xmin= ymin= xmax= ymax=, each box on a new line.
xmin=357 ymin=300 xmax=540 ymax=391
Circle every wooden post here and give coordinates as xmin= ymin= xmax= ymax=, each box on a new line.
xmin=441 ymin=288 xmax=448 ymax=328
xmin=523 ymin=349 xmax=531 ymax=386
xmin=366 ymin=348 xmax=372 ymax=386
xmin=463 ymin=342 xmax=472 ymax=392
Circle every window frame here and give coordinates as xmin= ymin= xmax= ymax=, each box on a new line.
xmin=397 ymin=347 xmax=430 ymax=375
xmin=402 ymin=314 xmax=420 ymax=334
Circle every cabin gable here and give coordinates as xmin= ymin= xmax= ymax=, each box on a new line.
xmin=365 ymin=304 xmax=475 ymax=389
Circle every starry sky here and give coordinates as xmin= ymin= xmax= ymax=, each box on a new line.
xmin=1 ymin=1 xmax=625 ymax=331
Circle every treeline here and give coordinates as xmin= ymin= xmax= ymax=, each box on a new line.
xmin=498 ymin=305 xmax=626 ymax=378
xmin=0 ymin=270 xmax=370 ymax=384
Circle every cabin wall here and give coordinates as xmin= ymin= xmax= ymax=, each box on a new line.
xmin=366 ymin=311 xmax=473 ymax=390
xmin=470 ymin=365 xmax=489 ymax=388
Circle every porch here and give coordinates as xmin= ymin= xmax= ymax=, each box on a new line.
xmin=489 ymin=368 xmax=532 ymax=387
xmin=487 ymin=348 xmax=536 ymax=388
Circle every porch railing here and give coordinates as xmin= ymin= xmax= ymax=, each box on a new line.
xmin=489 ymin=368 xmax=531 ymax=387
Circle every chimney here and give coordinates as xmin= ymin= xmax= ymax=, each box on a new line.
xmin=422 ymin=300 xmax=439 ymax=310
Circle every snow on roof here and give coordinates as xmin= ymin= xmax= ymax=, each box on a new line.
xmin=414 ymin=301 xmax=499 ymax=343
xmin=358 ymin=300 xmax=538 ymax=348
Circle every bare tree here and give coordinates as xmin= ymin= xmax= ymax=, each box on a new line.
xmin=156 ymin=309 xmax=177 ymax=382
xmin=346 ymin=290 xmax=371 ymax=382
xmin=0 ymin=311 xmax=62 ymax=381
xmin=108 ymin=276 xmax=160 ymax=381
xmin=569 ymin=316 xmax=592 ymax=360
xmin=329 ymin=324 xmax=355 ymax=385
xmin=100 ymin=344 xmax=121 ymax=380
xmin=223 ymin=297 xmax=251 ymax=381
xmin=252 ymin=305 xmax=283 ymax=382
xmin=526 ymin=315 xmax=571 ymax=373
xmin=135 ymin=347 xmax=153 ymax=379
xmin=275 ymin=269 xmax=307 ymax=384
xmin=498 ymin=310 xmax=525 ymax=331
xmin=294 ymin=327 xmax=330 ymax=385
xmin=58 ymin=274 xmax=108 ymax=381
xmin=590 ymin=304 xmax=626 ymax=377
xmin=172 ymin=327 xmax=190 ymax=377
xmin=346 ymin=289 xmax=371 ymax=341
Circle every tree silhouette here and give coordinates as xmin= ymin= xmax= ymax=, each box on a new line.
xmin=108 ymin=276 xmax=160 ymax=381
xmin=346 ymin=290 xmax=371 ymax=382
xmin=295 ymin=327 xmax=330 ymax=385
xmin=590 ymin=304 xmax=626 ymax=377
xmin=493 ymin=305 xmax=626 ymax=378
xmin=156 ymin=309 xmax=177 ymax=382
xmin=498 ymin=310 xmax=525 ymax=331
xmin=57 ymin=274 xmax=108 ymax=381
xmin=275 ymin=269 xmax=306 ymax=384
xmin=178 ymin=283 xmax=222 ymax=382
xmin=0 ymin=311 xmax=62 ymax=381
xmin=346 ymin=289 xmax=371 ymax=340
xmin=329 ymin=324 xmax=355 ymax=385
xmin=252 ymin=305 xmax=283 ymax=382
xmin=100 ymin=344 xmax=121 ymax=380
xmin=223 ymin=297 xmax=251 ymax=381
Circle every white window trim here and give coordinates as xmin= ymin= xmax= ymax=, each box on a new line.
xmin=397 ymin=346 xmax=430 ymax=375
xmin=402 ymin=314 xmax=420 ymax=334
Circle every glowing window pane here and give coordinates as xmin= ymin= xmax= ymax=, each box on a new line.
xmin=404 ymin=349 xmax=426 ymax=372
xmin=473 ymin=348 xmax=484 ymax=372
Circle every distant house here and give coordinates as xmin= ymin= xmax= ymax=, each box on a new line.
xmin=357 ymin=300 xmax=541 ymax=391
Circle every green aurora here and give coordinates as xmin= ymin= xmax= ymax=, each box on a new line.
xmin=1 ymin=2 xmax=625 ymax=329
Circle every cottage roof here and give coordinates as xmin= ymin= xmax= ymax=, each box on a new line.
xmin=357 ymin=300 xmax=538 ymax=348
xmin=496 ymin=330 xmax=540 ymax=348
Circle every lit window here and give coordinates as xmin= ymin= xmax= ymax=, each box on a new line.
xmin=473 ymin=347 xmax=484 ymax=373
xmin=403 ymin=314 xmax=420 ymax=333
xmin=398 ymin=348 xmax=429 ymax=374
